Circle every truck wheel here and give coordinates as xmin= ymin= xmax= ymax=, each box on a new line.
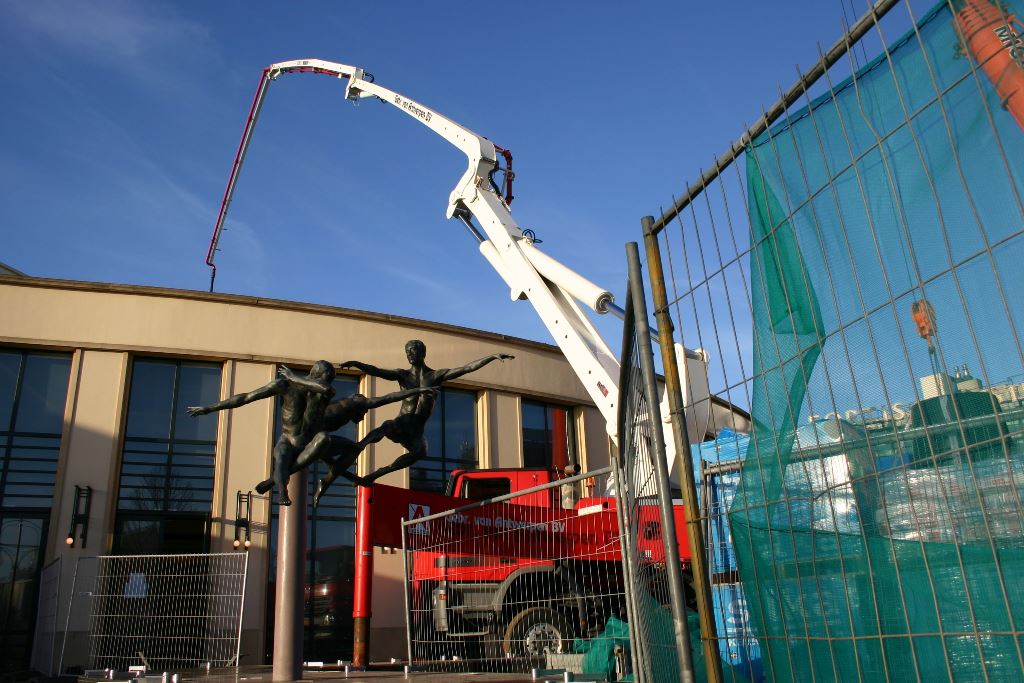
xmin=502 ymin=606 xmax=574 ymax=658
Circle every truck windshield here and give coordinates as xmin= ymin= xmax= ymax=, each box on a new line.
xmin=460 ymin=477 xmax=511 ymax=501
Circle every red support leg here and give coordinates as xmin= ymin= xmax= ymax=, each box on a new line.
xmin=352 ymin=485 xmax=374 ymax=668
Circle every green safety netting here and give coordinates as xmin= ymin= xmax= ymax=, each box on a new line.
xmin=732 ymin=1 xmax=1024 ymax=681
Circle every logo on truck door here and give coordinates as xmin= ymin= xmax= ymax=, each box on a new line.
xmin=409 ymin=503 xmax=431 ymax=535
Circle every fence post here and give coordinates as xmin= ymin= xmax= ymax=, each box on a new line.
xmin=642 ymin=218 xmax=723 ymax=683
xmin=626 ymin=241 xmax=696 ymax=683
xmin=58 ymin=556 xmax=88 ymax=676
xmin=400 ymin=517 xmax=413 ymax=668
xmin=236 ymin=550 xmax=249 ymax=667
xmin=611 ymin=452 xmax=645 ymax=681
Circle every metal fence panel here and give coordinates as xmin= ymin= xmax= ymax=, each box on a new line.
xmin=646 ymin=1 xmax=1024 ymax=680
xmin=617 ymin=243 xmax=698 ymax=683
xmin=31 ymin=558 xmax=61 ymax=676
xmin=401 ymin=468 xmax=643 ymax=677
xmin=82 ymin=553 xmax=248 ymax=671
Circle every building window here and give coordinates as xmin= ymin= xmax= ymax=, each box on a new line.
xmin=522 ymin=400 xmax=576 ymax=470
xmin=0 ymin=350 xmax=71 ymax=670
xmin=412 ymin=388 xmax=477 ymax=493
xmin=113 ymin=359 xmax=221 ymax=554
xmin=0 ymin=350 xmax=72 ymax=508
xmin=267 ymin=374 xmax=360 ymax=663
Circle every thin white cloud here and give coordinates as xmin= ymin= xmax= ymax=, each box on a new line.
xmin=3 ymin=0 xmax=219 ymax=92
xmin=6 ymin=0 xmax=209 ymax=61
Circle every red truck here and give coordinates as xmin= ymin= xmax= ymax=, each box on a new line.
xmin=364 ymin=467 xmax=691 ymax=662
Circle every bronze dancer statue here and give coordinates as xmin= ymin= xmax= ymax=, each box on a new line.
xmin=331 ymin=340 xmax=513 ymax=489
xmin=188 ymin=362 xmax=335 ymax=506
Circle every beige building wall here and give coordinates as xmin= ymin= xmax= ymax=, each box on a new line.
xmin=1 ymin=276 xmax=611 ymax=669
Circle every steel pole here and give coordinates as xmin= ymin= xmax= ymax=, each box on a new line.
xmin=642 ymin=218 xmax=723 ymax=683
xmin=273 ymin=471 xmax=307 ymax=681
xmin=400 ymin=518 xmax=413 ymax=669
xmin=626 ymin=242 xmax=695 ymax=683
xmin=352 ymin=485 xmax=374 ymax=668
xmin=615 ymin=276 xmax=649 ymax=683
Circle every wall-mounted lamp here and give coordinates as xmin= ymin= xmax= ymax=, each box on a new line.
xmin=234 ymin=490 xmax=252 ymax=550
xmin=65 ymin=485 xmax=92 ymax=548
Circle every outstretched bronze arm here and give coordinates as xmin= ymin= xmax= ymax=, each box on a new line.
xmin=363 ymin=386 xmax=436 ymax=409
xmin=187 ymin=379 xmax=285 ymax=416
xmin=338 ymin=360 xmax=403 ymax=382
xmin=440 ymin=353 xmax=515 ymax=382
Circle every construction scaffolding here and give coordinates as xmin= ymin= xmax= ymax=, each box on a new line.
xmin=644 ymin=0 xmax=1024 ymax=680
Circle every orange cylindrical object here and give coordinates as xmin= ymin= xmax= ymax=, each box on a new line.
xmin=352 ymin=485 xmax=374 ymax=668
xmin=957 ymin=0 xmax=1024 ymax=131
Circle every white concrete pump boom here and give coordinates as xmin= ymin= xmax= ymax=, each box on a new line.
xmin=206 ymin=59 xmax=722 ymax=459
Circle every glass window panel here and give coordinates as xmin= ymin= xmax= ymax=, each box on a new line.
xmin=331 ymin=377 xmax=361 ymax=441
xmin=4 ymin=471 xmax=56 ymax=483
xmin=522 ymin=402 xmax=551 ymax=468
xmin=10 ymin=435 xmax=61 ymax=449
xmin=7 ymin=445 xmax=59 ymax=459
xmin=410 ymin=469 xmax=446 ymax=490
xmin=7 ymin=458 xmax=58 ymax=472
xmin=4 ymin=497 xmax=52 ymax=509
xmin=113 ymin=517 xmax=162 ymax=555
xmin=117 ymin=475 xmax=157 ymax=488
xmin=521 ymin=400 xmax=577 ymax=469
xmin=116 ymin=359 xmax=218 ymax=552
xmin=122 ymin=452 xmax=167 ymax=465
xmin=125 ymin=361 xmax=176 ymax=439
xmin=13 ymin=355 xmax=71 ymax=434
xmin=173 ymin=364 xmax=221 ymax=441
xmin=444 ymin=391 xmax=476 ymax=463
xmin=161 ymin=516 xmax=209 ymax=553
xmin=4 ymin=484 xmax=53 ymax=496
xmin=411 ymin=388 xmax=477 ymax=492
xmin=168 ymin=451 xmax=214 ymax=463
xmin=424 ymin=410 xmax=443 ymax=463
xmin=123 ymin=443 xmax=170 ymax=455
xmin=0 ymin=352 xmax=21 ymax=431
xmin=120 ymin=463 xmax=166 ymax=475
xmin=461 ymin=477 xmax=511 ymax=500
xmin=172 ymin=441 xmax=218 ymax=454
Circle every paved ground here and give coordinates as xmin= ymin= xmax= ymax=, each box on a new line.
xmin=80 ymin=665 xmax=608 ymax=683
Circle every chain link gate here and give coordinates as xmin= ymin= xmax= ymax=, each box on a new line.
xmin=643 ymin=0 xmax=1024 ymax=680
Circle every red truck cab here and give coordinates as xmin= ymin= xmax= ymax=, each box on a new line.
xmin=406 ymin=468 xmax=690 ymax=661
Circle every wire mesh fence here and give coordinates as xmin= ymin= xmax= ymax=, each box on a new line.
xmin=646 ymin=0 xmax=1024 ymax=680
xmin=616 ymin=243 xmax=697 ymax=683
xmin=401 ymin=468 xmax=634 ymax=677
xmin=30 ymin=557 xmax=61 ymax=676
xmin=398 ymin=246 xmax=703 ymax=681
xmin=83 ymin=553 xmax=248 ymax=671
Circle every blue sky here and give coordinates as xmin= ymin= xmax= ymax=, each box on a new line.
xmin=1 ymin=0 xmax=877 ymax=352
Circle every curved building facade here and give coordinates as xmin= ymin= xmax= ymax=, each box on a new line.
xmin=0 ymin=274 xmax=611 ymax=671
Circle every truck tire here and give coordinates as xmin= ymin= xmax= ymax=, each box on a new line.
xmin=502 ymin=606 xmax=574 ymax=658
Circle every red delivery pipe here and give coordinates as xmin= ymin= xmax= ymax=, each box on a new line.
xmin=955 ymin=0 xmax=1024 ymax=132
xmin=352 ymin=485 xmax=374 ymax=668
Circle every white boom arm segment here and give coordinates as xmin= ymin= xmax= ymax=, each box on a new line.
xmin=208 ymin=59 xmax=715 ymax=449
